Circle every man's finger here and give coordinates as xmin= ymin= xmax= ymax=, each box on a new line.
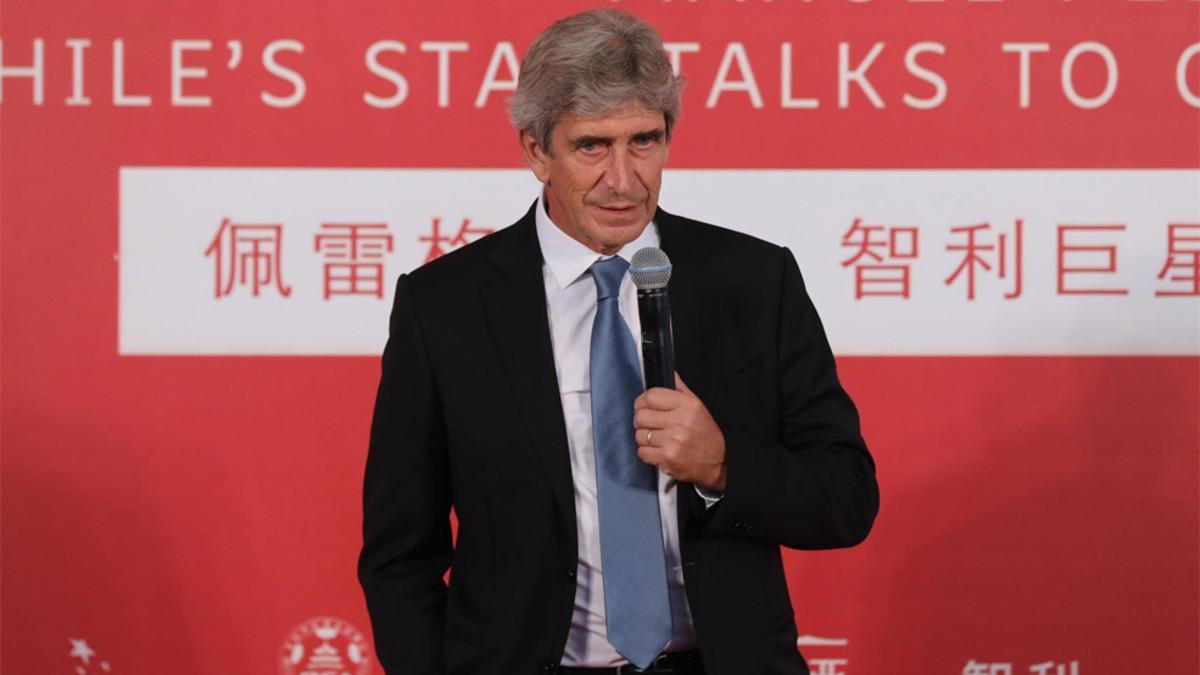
xmin=635 ymin=386 xmax=684 ymax=411
xmin=633 ymin=407 xmax=671 ymax=430
xmin=637 ymin=445 xmax=664 ymax=466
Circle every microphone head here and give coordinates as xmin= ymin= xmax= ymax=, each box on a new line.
xmin=630 ymin=247 xmax=672 ymax=290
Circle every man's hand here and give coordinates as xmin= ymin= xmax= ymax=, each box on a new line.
xmin=633 ymin=373 xmax=727 ymax=492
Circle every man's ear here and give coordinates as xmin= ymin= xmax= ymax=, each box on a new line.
xmin=519 ymin=131 xmax=551 ymax=183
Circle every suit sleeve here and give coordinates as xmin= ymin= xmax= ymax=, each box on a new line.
xmin=358 ymin=273 xmax=451 ymax=674
xmin=705 ymin=247 xmax=879 ymax=550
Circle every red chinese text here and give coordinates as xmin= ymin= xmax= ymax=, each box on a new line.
xmin=943 ymin=220 xmax=1024 ymax=300
xmin=420 ymin=217 xmax=494 ymax=263
xmin=1155 ymin=223 xmax=1200 ymax=296
xmin=840 ymin=218 xmax=919 ymax=299
xmin=204 ymin=217 xmax=293 ymax=299
xmin=314 ymin=223 xmax=395 ymax=299
xmin=1056 ymin=225 xmax=1128 ymax=295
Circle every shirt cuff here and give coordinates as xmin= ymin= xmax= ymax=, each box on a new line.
xmin=694 ymin=485 xmax=724 ymax=509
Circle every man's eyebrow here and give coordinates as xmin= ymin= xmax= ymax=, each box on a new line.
xmin=569 ymin=128 xmax=665 ymax=149
xmin=570 ymin=134 xmax=615 ymax=149
xmin=631 ymin=129 xmax=665 ymax=141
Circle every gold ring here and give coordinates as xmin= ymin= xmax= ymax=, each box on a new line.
xmin=647 ymin=430 xmax=654 ymax=445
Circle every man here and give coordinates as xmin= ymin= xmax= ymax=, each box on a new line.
xmin=358 ymin=9 xmax=878 ymax=674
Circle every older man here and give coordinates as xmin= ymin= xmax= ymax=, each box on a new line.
xmin=358 ymin=8 xmax=878 ymax=675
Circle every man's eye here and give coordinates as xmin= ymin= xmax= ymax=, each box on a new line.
xmin=578 ymin=141 xmax=602 ymax=153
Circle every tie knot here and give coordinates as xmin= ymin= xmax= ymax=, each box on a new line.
xmin=590 ymin=256 xmax=629 ymax=300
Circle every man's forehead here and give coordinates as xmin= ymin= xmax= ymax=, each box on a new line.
xmin=557 ymin=105 xmax=666 ymax=137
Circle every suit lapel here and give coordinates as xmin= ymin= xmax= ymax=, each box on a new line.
xmin=480 ymin=204 xmax=577 ymax=535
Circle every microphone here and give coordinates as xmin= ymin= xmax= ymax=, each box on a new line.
xmin=630 ymin=247 xmax=675 ymax=390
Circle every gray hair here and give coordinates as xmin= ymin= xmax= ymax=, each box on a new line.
xmin=508 ymin=9 xmax=684 ymax=153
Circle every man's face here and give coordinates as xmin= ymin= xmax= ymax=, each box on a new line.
xmin=521 ymin=103 xmax=669 ymax=255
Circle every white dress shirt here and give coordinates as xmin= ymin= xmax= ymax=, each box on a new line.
xmin=534 ymin=193 xmax=707 ymax=667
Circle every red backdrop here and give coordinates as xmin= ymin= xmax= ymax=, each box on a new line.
xmin=3 ymin=1 xmax=1198 ymax=673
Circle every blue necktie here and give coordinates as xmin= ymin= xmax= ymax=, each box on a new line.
xmin=588 ymin=256 xmax=672 ymax=668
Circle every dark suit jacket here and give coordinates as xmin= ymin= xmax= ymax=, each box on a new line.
xmin=358 ymin=203 xmax=879 ymax=674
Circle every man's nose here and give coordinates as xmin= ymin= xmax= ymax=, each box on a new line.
xmin=602 ymin=147 xmax=636 ymax=195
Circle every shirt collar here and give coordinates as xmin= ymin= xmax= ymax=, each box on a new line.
xmin=534 ymin=189 xmax=660 ymax=290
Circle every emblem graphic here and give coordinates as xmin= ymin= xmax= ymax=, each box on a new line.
xmin=279 ymin=616 xmax=372 ymax=675
xmin=68 ymin=638 xmax=112 ymax=674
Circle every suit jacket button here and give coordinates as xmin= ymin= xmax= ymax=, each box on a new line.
xmin=564 ymin=568 xmax=576 ymax=579
xmin=732 ymin=520 xmax=747 ymax=530
xmin=542 ymin=661 xmax=559 ymax=671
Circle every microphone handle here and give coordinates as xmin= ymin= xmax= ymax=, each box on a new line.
xmin=637 ymin=287 xmax=676 ymax=390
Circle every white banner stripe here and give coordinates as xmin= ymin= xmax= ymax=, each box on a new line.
xmin=118 ymin=168 xmax=1200 ymax=356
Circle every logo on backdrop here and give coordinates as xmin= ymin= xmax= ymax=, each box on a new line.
xmin=68 ymin=638 xmax=112 ymax=674
xmin=797 ymin=635 xmax=850 ymax=675
xmin=279 ymin=616 xmax=371 ymax=675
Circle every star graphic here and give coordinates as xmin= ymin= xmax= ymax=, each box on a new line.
xmin=69 ymin=638 xmax=95 ymax=664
